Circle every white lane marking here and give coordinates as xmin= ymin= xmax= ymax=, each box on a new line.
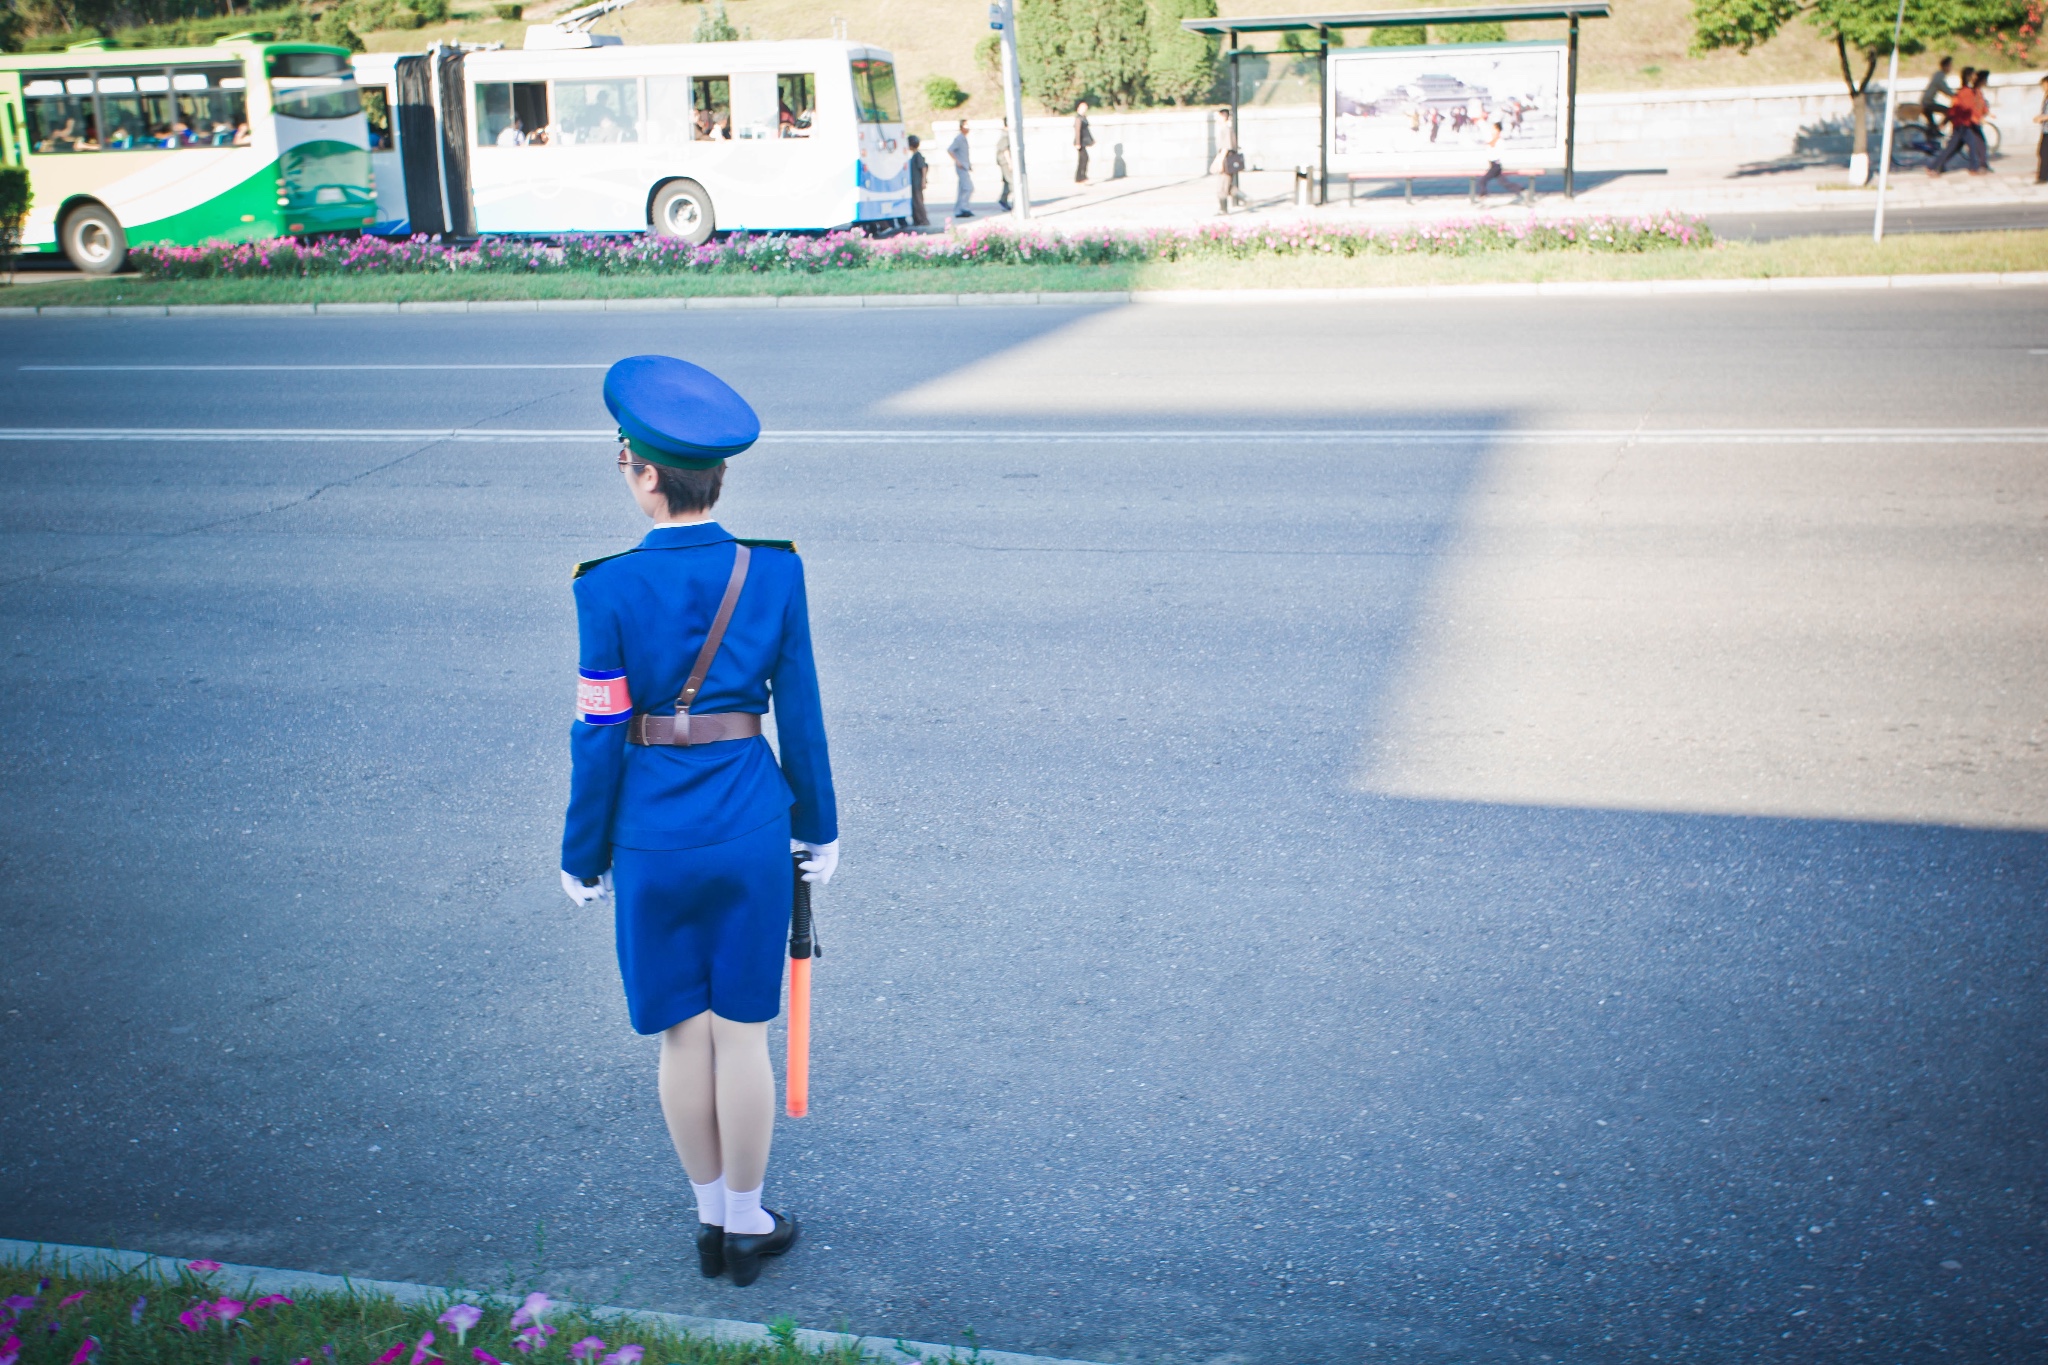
xmin=1 ymin=428 xmax=2047 ymax=445
xmin=18 ymin=364 xmax=612 ymax=372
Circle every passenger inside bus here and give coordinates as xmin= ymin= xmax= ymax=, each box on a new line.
xmin=693 ymin=76 xmax=731 ymax=139
xmin=556 ymin=79 xmax=637 ymax=144
xmin=777 ymin=73 xmax=814 ymax=137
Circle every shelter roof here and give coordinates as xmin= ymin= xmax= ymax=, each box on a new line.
xmin=1181 ymin=2 xmax=1610 ymax=34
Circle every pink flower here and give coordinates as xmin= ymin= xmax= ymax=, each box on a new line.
xmin=508 ymin=1295 xmax=551 ymax=1330
xmin=187 ymin=1261 xmax=224 ymax=1274
xmin=511 ymin=1325 xmax=554 ymax=1355
xmin=252 ymin=1296 xmax=295 ymax=1311
xmin=0 ymin=1334 xmax=17 ymax=1365
xmin=568 ymin=1337 xmax=606 ymax=1361
xmin=177 ymin=1307 xmax=211 ymax=1333
xmin=600 ymin=1347 xmax=642 ymax=1365
xmin=58 ymin=1293 xmax=87 ymax=1309
xmin=410 ymin=1330 xmax=440 ymax=1364
xmin=370 ymin=1344 xmax=408 ymax=1365
xmin=472 ymin=1352 xmax=504 ymax=1365
xmin=438 ymin=1307 xmax=482 ymax=1345
xmin=212 ymin=1298 xmax=247 ymax=1321
xmin=69 ymin=1338 xmax=98 ymax=1365
xmin=1 ymin=1299 xmax=34 ymax=1316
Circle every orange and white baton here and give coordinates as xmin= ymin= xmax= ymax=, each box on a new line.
xmin=785 ymin=852 xmax=820 ymax=1117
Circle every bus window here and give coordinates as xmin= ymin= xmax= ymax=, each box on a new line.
xmin=646 ymin=75 xmax=693 ymax=145
xmin=97 ymin=74 xmax=153 ymax=149
xmin=556 ymin=79 xmax=637 ymax=144
xmin=173 ymin=66 xmax=247 ymax=146
xmin=476 ymin=81 xmax=549 ymax=146
xmin=777 ymin=73 xmax=815 ymax=137
xmin=850 ymin=58 xmax=899 ymax=124
xmin=730 ymin=72 xmax=776 ymax=140
xmin=23 ymin=73 xmax=98 ymax=153
xmin=691 ymin=76 xmax=730 ymax=140
xmin=361 ymin=84 xmax=393 ymax=149
xmin=269 ymin=50 xmax=363 ymax=120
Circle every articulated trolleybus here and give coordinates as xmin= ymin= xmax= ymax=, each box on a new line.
xmin=0 ymin=37 xmax=377 ymax=273
xmin=352 ymin=38 xmax=911 ymax=243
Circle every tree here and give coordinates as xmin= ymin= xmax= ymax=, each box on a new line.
xmin=1693 ymin=0 xmax=2010 ymax=177
xmin=1145 ymin=0 xmax=1218 ymax=105
xmin=1017 ymin=0 xmax=1152 ymax=108
xmin=1016 ymin=0 xmax=1086 ymax=107
xmin=692 ymin=0 xmax=740 ymax=43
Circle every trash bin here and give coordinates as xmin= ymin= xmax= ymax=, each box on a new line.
xmin=1294 ymin=165 xmax=1313 ymax=205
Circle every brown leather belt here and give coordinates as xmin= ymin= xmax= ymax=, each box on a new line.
xmin=627 ymin=711 xmax=763 ymax=747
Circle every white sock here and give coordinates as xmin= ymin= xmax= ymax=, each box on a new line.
xmin=691 ymin=1176 xmax=727 ymax=1227
xmin=724 ymin=1182 xmax=774 ymax=1235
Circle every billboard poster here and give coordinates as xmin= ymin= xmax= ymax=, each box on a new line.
xmin=1326 ymin=42 xmax=1566 ymax=173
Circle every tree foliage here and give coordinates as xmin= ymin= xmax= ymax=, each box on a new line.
xmin=1692 ymin=0 xmax=2021 ymax=90
xmin=1018 ymin=0 xmax=1216 ymax=108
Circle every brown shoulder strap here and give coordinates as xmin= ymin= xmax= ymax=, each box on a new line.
xmin=675 ymin=543 xmax=750 ymax=718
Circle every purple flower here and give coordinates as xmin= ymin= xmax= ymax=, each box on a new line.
xmin=69 ymin=1338 xmax=98 ymax=1365
xmin=370 ymin=1344 xmax=408 ymax=1365
xmin=130 ymin=1297 xmax=147 ymax=1324
xmin=600 ymin=1347 xmax=643 ymax=1365
xmin=0 ymin=1333 xmax=18 ymax=1365
xmin=472 ymin=1352 xmax=504 ymax=1365
xmin=438 ymin=1307 xmax=482 ymax=1345
xmin=1 ymin=1299 xmax=33 ymax=1316
xmin=58 ymin=1292 xmax=87 ymax=1309
xmin=567 ymin=1337 xmax=606 ymax=1362
xmin=409 ymin=1330 xmax=440 ymax=1364
xmin=508 ymin=1295 xmax=551 ymax=1330
xmin=187 ymin=1260 xmax=224 ymax=1274
xmin=511 ymin=1325 xmax=554 ymax=1355
xmin=252 ymin=1296 xmax=294 ymax=1311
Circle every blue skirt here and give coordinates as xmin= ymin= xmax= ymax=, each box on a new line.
xmin=612 ymin=813 xmax=792 ymax=1034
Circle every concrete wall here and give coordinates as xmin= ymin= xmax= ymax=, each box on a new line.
xmin=925 ymin=71 xmax=2045 ymax=197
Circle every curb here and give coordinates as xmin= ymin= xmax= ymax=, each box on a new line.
xmin=1 ymin=271 xmax=2045 ymax=318
xmin=0 ymin=1238 xmax=1108 ymax=1365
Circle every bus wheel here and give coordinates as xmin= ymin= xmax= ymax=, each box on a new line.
xmin=61 ymin=203 xmax=129 ymax=276
xmin=651 ymin=180 xmax=715 ymax=247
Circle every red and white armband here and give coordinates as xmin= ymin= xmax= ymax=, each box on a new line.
xmin=576 ymin=668 xmax=631 ymax=725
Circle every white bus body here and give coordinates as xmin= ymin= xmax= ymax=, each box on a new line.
xmin=350 ymin=40 xmax=909 ymax=241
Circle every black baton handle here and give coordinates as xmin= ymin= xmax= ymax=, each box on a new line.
xmin=790 ymin=851 xmax=820 ymax=961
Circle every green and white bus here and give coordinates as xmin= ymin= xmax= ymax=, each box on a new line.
xmin=0 ymin=36 xmax=378 ymax=274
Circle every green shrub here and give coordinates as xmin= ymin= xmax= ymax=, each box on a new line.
xmin=692 ymin=0 xmax=741 ymax=41
xmin=0 ymin=165 xmax=31 ymax=281
xmin=494 ymin=3 xmax=524 ymax=17
xmin=412 ymin=0 xmax=451 ymax=23
xmin=975 ymin=32 xmax=1002 ymax=76
xmin=1442 ymin=20 xmax=1508 ymax=41
xmin=1370 ymin=23 xmax=1425 ymax=45
xmin=924 ymin=74 xmax=969 ymax=108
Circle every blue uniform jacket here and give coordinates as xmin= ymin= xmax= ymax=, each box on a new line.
xmin=561 ymin=522 xmax=837 ymax=879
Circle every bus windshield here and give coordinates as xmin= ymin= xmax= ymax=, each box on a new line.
xmin=850 ymin=58 xmax=900 ymax=124
xmin=269 ymin=51 xmax=362 ymax=120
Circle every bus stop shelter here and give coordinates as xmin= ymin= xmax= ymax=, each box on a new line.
xmin=1182 ymin=1 xmax=1611 ymax=201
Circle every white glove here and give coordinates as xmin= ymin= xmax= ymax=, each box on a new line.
xmin=561 ymin=869 xmax=612 ymax=905
xmin=792 ymin=839 xmax=839 ymax=887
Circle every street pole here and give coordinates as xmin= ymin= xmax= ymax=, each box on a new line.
xmin=995 ymin=0 xmax=1032 ymax=219
xmin=1317 ymin=25 xmax=1330 ymax=206
xmin=1564 ymin=13 xmax=1579 ymax=198
xmin=1872 ymin=0 xmax=1906 ymax=242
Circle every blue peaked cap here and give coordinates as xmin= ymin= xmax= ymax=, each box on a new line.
xmin=603 ymin=355 xmax=761 ymax=468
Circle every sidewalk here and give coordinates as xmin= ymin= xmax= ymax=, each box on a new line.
xmin=937 ymin=155 xmax=2048 ymax=232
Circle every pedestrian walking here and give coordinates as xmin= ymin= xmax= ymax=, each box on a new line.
xmin=1073 ymin=100 xmax=1093 ymax=183
xmin=1919 ymin=55 xmax=1954 ymax=134
xmin=1928 ymin=69 xmax=1988 ymax=176
xmin=1475 ymin=120 xmax=1525 ymax=200
xmin=907 ymin=133 xmax=928 ymax=226
xmin=947 ymin=118 xmax=974 ymax=218
xmin=996 ymin=118 xmax=1014 ymax=211
xmin=563 ymin=355 xmax=839 ymax=1289
xmin=1210 ymin=106 xmax=1246 ymax=213
xmin=2034 ymin=74 xmax=2048 ymax=183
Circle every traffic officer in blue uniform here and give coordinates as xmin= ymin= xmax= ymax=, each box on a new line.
xmin=560 ymin=354 xmax=838 ymax=1287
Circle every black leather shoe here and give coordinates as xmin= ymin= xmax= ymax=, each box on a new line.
xmin=696 ymin=1222 xmax=725 ymax=1279
xmin=723 ymin=1209 xmax=798 ymax=1287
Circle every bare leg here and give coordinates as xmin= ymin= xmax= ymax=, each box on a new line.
xmin=709 ymin=1014 xmax=776 ymax=1194
xmin=658 ymin=1011 xmax=721 ymax=1184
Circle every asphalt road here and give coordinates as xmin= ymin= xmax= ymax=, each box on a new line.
xmin=1 ymin=293 xmax=2045 ymax=1365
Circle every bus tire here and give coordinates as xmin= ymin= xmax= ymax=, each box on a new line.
xmin=650 ymin=180 xmax=715 ymax=246
xmin=61 ymin=203 xmax=128 ymax=276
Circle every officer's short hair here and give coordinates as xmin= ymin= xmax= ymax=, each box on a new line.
xmin=632 ymin=456 xmax=725 ymax=514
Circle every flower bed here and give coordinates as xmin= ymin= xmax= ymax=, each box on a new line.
xmin=0 ymin=1261 xmax=867 ymax=1365
xmin=132 ymin=215 xmax=1712 ymax=281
